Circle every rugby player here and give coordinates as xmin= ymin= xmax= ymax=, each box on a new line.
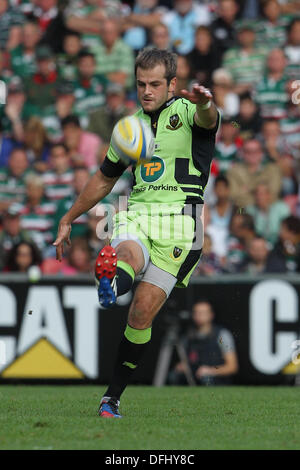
xmin=53 ymin=48 xmax=220 ymax=418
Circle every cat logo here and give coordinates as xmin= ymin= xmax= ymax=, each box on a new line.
xmin=166 ymin=114 xmax=183 ymax=131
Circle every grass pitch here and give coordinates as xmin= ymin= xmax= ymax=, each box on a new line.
xmin=0 ymin=385 xmax=299 ymax=450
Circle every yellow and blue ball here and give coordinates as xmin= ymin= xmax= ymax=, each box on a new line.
xmin=111 ymin=115 xmax=155 ymax=164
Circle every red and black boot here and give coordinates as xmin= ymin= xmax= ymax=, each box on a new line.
xmin=95 ymin=246 xmax=118 ymax=308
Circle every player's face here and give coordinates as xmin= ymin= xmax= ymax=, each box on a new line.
xmin=136 ymin=64 xmax=176 ymax=113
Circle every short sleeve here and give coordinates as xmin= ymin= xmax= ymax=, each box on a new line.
xmin=218 ymin=329 xmax=236 ymax=355
xmin=100 ymin=144 xmax=129 ymax=178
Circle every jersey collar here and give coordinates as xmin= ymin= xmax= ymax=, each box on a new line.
xmin=143 ymin=95 xmax=180 ymax=117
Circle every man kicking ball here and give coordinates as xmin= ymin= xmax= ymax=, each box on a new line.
xmin=53 ymin=48 xmax=220 ymax=418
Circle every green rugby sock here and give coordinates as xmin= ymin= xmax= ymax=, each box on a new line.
xmin=105 ymin=324 xmax=152 ymax=400
xmin=116 ymin=260 xmax=135 ymax=296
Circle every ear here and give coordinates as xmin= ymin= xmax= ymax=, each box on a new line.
xmin=169 ymin=76 xmax=177 ymax=94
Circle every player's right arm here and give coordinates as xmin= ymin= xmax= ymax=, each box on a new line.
xmin=53 ymin=169 xmax=119 ymax=261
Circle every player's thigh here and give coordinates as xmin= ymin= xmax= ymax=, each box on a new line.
xmin=128 ymin=281 xmax=167 ymax=329
xmin=110 ymin=210 xmax=151 ymax=275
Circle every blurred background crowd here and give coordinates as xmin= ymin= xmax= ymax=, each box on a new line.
xmin=0 ymin=0 xmax=300 ymax=277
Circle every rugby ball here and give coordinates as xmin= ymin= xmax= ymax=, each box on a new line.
xmin=111 ymin=115 xmax=155 ymax=164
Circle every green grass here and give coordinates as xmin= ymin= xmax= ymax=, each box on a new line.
xmin=0 ymin=385 xmax=299 ymax=450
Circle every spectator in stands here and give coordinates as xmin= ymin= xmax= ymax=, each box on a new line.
xmin=211 ymin=0 xmax=239 ymax=56
xmin=192 ymin=233 xmax=223 ymax=277
xmin=226 ymin=212 xmax=257 ymax=272
xmin=169 ymin=300 xmax=238 ymax=385
xmin=162 ymin=0 xmax=211 ymax=55
xmin=0 ymin=204 xmax=34 ymax=270
xmin=174 ymin=55 xmax=193 ymax=96
xmin=206 ymin=175 xmax=235 ymax=260
xmin=73 ymin=50 xmax=108 ymax=127
xmin=0 ymin=119 xmax=20 ymax=168
xmin=149 ymin=22 xmax=171 ymax=51
xmin=24 ymin=45 xmax=59 ymax=113
xmin=259 ymin=118 xmax=297 ymax=196
xmin=52 ymin=165 xmax=90 ymax=241
xmin=9 ymin=20 xmax=40 ymax=79
xmin=23 ymin=117 xmax=50 ymax=172
xmin=266 ymin=215 xmax=300 ymax=272
xmin=280 ymin=80 xmax=300 ymax=161
xmin=60 ymin=237 xmax=92 ymax=274
xmin=42 ymin=143 xmax=74 ymax=202
xmin=246 ymin=183 xmax=290 ymax=246
xmin=56 ymin=31 xmax=83 ymax=81
xmin=254 ymin=48 xmax=289 ymax=119
xmin=1 ymin=77 xmax=26 ymax=143
xmin=90 ymin=18 xmax=135 ymax=90
xmin=227 ymin=138 xmax=282 ymax=208
xmin=39 ymin=80 xmax=77 ymax=143
xmin=87 ymin=83 xmax=128 ymax=146
xmin=61 ymin=115 xmax=102 ymax=170
xmin=187 ymin=26 xmax=222 ymax=88
xmin=234 ymin=92 xmax=262 ymax=141
xmin=260 ymin=118 xmax=291 ymax=162
xmin=64 ymin=0 xmax=120 ymax=48
xmin=222 ymin=21 xmax=268 ymax=95
xmin=31 ymin=0 xmax=67 ymax=54
xmin=237 ymin=236 xmax=270 ymax=274
xmin=254 ymin=0 xmax=288 ymax=51
xmin=0 ymin=149 xmax=30 ymax=211
xmin=121 ymin=0 xmax=165 ymax=53
xmin=211 ymin=68 xmax=240 ymax=117
xmin=214 ymin=117 xmax=240 ymax=174
xmin=284 ymin=18 xmax=300 ymax=81
xmin=0 ymin=0 xmax=24 ymax=50
xmin=4 ymin=240 xmax=42 ymax=273
xmin=16 ymin=173 xmax=56 ymax=249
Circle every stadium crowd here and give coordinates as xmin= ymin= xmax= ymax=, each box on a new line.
xmin=0 ymin=0 xmax=300 ymax=276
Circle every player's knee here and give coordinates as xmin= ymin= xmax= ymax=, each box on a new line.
xmin=116 ymin=245 xmax=141 ymax=273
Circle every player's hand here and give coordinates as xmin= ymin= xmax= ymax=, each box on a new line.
xmin=195 ymin=365 xmax=215 ymax=378
xmin=53 ymin=220 xmax=72 ymax=262
xmin=180 ymin=84 xmax=213 ymax=106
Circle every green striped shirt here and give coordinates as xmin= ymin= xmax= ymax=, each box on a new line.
xmin=42 ymin=169 xmax=74 ymax=202
xmin=90 ymin=39 xmax=135 ymax=90
xmin=254 ymin=75 xmax=289 ymax=119
xmin=0 ymin=168 xmax=30 ymax=204
xmin=223 ymin=46 xmax=268 ymax=86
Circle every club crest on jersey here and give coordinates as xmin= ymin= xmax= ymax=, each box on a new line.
xmin=173 ymin=247 xmax=183 ymax=258
xmin=166 ymin=114 xmax=182 ymax=131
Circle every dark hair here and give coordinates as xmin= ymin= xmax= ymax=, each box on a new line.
xmin=61 ymin=115 xmax=81 ymax=128
xmin=77 ymin=49 xmax=95 ymax=61
xmin=64 ymin=30 xmax=81 ymax=39
xmin=240 ymin=213 xmax=255 ymax=232
xmin=281 ymin=216 xmax=300 ymax=234
xmin=214 ymin=175 xmax=229 ymax=187
xmin=5 ymin=241 xmax=42 ymax=272
xmin=239 ymin=91 xmax=253 ymax=102
xmin=135 ymin=47 xmax=177 ymax=85
xmin=287 ymin=18 xmax=300 ymax=35
xmin=50 ymin=142 xmax=68 ymax=153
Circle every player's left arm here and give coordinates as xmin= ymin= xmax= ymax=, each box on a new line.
xmin=180 ymin=84 xmax=218 ymax=130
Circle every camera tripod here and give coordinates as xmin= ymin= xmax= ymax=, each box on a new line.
xmin=153 ymin=314 xmax=196 ymax=387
